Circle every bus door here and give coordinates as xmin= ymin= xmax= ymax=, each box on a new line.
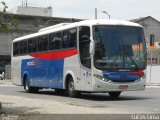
xmin=79 ymin=26 xmax=92 ymax=91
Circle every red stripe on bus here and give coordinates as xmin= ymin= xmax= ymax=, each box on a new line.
xmin=129 ymin=71 xmax=144 ymax=77
xmin=30 ymin=49 xmax=78 ymax=60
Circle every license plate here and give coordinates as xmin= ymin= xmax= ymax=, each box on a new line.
xmin=119 ymin=85 xmax=128 ymax=90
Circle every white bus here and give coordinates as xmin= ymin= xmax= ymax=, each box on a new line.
xmin=12 ymin=19 xmax=147 ymax=98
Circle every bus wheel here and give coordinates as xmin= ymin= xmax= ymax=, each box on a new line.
xmin=66 ymin=77 xmax=78 ymax=98
xmin=108 ymin=92 xmax=121 ymax=98
xmin=24 ymin=79 xmax=38 ymax=93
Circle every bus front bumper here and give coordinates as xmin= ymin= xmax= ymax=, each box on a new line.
xmin=92 ymin=77 xmax=146 ymax=92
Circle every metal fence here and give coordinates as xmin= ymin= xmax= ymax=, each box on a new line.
xmin=146 ymin=65 xmax=160 ymax=85
xmin=146 ymin=49 xmax=160 ymax=85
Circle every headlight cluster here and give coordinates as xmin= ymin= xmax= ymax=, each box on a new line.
xmin=140 ymin=74 xmax=146 ymax=80
xmin=93 ymin=74 xmax=109 ymax=81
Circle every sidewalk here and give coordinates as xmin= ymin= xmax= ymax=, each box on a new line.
xmin=0 ymin=79 xmax=12 ymax=85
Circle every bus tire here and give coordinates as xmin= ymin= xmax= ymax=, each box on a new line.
xmin=66 ymin=77 xmax=78 ymax=98
xmin=108 ymin=92 xmax=121 ymax=98
xmin=24 ymin=78 xmax=38 ymax=93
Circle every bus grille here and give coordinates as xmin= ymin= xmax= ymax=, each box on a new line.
xmin=111 ymin=80 xmax=136 ymax=82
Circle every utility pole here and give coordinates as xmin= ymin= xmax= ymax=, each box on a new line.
xmin=102 ymin=11 xmax=111 ymax=19
xmin=95 ymin=8 xmax=97 ymax=19
xmin=95 ymin=8 xmax=111 ymax=19
xmin=26 ymin=0 xmax=28 ymax=7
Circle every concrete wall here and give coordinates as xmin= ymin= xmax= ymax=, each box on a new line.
xmin=0 ymin=33 xmax=12 ymax=56
xmin=0 ymin=13 xmax=82 ymax=66
xmin=5 ymin=65 xmax=11 ymax=79
xmin=12 ymin=6 xmax=52 ymax=17
xmin=146 ymin=65 xmax=160 ymax=85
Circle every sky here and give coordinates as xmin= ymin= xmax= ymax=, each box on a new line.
xmin=1 ymin=0 xmax=160 ymax=21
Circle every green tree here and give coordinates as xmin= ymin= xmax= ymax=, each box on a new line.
xmin=0 ymin=1 xmax=19 ymax=32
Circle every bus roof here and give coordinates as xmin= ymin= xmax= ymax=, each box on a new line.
xmin=13 ymin=19 xmax=142 ymax=42
xmin=77 ymin=19 xmax=141 ymax=27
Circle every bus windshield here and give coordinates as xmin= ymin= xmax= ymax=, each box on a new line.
xmin=93 ymin=25 xmax=147 ymax=71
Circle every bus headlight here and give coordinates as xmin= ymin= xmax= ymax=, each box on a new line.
xmin=93 ymin=74 xmax=109 ymax=81
xmin=140 ymin=74 xmax=146 ymax=80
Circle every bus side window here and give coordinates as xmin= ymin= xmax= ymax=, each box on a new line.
xmin=79 ymin=26 xmax=91 ymax=69
xmin=54 ymin=32 xmax=62 ymax=50
xmin=49 ymin=32 xmax=62 ymax=51
xmin=20 ymin=40 xmax=28 ymax=55
xmin=49 ymin=33 xmax=55 ymax=50
xmin=69 ymin=28 xmax=77 ymax=48
xmin=62 ymin=28 xmax=77 ymax=49
xmin=13 ymin=42 xmax=20 ymax=56
xmin=38 ymin=35 xmax=49 ymax=52
xmin=28 ymin=38 xmax=38 ymax=53
xmin=62 ymin=30 xmax=69 ymax=49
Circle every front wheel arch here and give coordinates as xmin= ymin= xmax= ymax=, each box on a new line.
xmin=65 ymin=74 xmax=78 ymax=97
xmin=23 ymin=74 xmax=38 ymax=93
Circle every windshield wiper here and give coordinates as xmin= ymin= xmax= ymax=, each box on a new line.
xmin=110 ymin=51 xmax=139 ymax=70
xmin=109 ymin=51 xmax=123 ymax=70
xmin=123 ymin=52 xmax=139 ymax=70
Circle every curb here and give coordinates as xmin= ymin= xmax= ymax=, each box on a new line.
xmin=146 ymin=85 xmax=160 ymax=88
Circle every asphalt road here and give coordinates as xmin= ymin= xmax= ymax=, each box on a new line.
xmin=0 ymin=83 xmax=160 ymax=114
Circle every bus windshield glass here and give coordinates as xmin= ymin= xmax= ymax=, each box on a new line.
xmin=93 ymin=25 xmax=147 ymax=71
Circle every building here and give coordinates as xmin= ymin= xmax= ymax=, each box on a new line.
xmin=10 ymin=6 xmax=53 ymax=17
xmin=131 ymin=16 xmax=160 ymax=43
xmin=132 ymin=16 xmax=160 ymax=85
xmin=131 ymin=16 xmax=160 ymax=64
xmin=0 ymin=12 xmax=82 ymax=73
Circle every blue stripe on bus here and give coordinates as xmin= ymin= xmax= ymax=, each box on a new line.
xmin=21 ymin=58 xmax=64 ymax=89
xmin=103 ymin=71 xmax=141 ymax=82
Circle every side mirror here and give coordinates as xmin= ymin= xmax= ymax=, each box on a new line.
xmin=90 ymin=37 xmax=95 ymax=55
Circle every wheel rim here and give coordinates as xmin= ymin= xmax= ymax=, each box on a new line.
xmin=68 ymin=81 xmax=74 ymax=95
xmin=25 ymin=80 xmax=29 ymax=91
